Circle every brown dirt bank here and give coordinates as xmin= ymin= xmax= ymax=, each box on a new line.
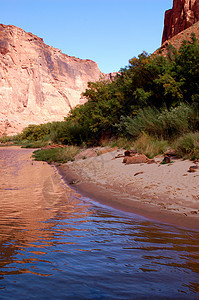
xmin=57 ymin=149 xmax=199 ymax=231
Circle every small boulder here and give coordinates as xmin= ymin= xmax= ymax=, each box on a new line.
xmin=125 ymin=154 xmax=148 ymax=164
xmin=147 ymin=159 xmax=156 ymax=164
xmin=123 ymin=156 xmax=128 ymax=163
xmin=162 ymin=156 xmax=171 ymax=164
xmin=124 ymin=150 xmax=137 ymax=157
xmin=165 ymin=149 xmax=177 ymax=157
xmin=188 ymin=165 xmax=198 ymax=173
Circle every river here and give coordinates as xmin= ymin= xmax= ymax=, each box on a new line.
xmin=0 ymin=147 xmax=199 ymax=299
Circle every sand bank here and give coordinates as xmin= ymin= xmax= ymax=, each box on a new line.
xmin=57 ymin=149 xmax=199 ymax=230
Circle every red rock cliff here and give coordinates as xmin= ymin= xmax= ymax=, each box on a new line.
xmin=162 ymin=0 xmax=199 ymax=44
xmin=0 ymin=24 xmax=102 ymax=135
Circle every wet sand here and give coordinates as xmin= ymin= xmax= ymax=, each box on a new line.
xmin=57 ymin=149 xmax=199 ymax=230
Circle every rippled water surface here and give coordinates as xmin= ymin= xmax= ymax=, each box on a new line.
xmin=0 ymin=147 xmax=199 ymax=299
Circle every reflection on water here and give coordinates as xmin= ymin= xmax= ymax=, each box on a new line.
xmin=0 ymin=147 xmax=199 ymax=299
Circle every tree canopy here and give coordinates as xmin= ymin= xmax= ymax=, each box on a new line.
xmin=63 ymin=35 xmax=198 ymax=144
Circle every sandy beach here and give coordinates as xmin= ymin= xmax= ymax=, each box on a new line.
xmin=58 ymin=148 xmax=199 ymax=230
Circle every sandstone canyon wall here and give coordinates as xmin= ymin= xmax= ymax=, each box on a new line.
xmin=157 ymin=21 xmax=199 ymax=55
xmin=0 ymin=24 xmax=102 ymax=135
xmin=162 ymin=0 xmax=199 ymax=44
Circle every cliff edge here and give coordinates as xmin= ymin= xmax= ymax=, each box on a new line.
xmin=162 ymin=0 xmax=199 ymax=44
xmin=0 ymin=24 xmax=102 ymax=135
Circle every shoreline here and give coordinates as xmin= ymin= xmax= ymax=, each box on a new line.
xmin=57 ymin=149 xmax=199 ymax=231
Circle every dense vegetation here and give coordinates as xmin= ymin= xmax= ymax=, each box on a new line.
xmin=33 ymin=146 xmax=80 ymax=164
xmin=1 ymin=35 xmax=199 ymax=161
xmin=63 ymin=35 xmax=199 ymax=145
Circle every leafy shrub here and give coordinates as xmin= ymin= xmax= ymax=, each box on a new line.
xmin=132 ymin=133 xmax=168 ymax=158
xmin=21 ymin=140 xmax=49 ymax=148
xmin=174 ymin=132 xmax=199 ymax=159
xmin=118 ymin=103 xmax=197 ymax=139
xmin=33 ymin=146 xmax=80 ymax=163
xmin=50 ymin=120 xmax=87 ymax=145
xmin=20 ymin=123 xmax=52 ymax=141
xmin=0 ymin=135 xmax=20 ymax=144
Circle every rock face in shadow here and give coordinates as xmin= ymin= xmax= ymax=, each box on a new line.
xmin=162 ymin=0 xmax=199 ymax=44
xmin=0 ymin=24 xmax=102 ymax=135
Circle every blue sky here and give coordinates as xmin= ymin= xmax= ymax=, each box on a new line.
xmin=1 ymin=0 xmax=172 ymax=73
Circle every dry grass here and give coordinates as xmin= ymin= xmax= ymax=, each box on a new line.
xmin=132 ymin=134 xmax=169 ymax=158
xmin=33 ymin=146 xmax=80 ymax=163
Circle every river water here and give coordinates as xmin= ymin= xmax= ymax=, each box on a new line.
xmin=0 ymin=147 xmax=199 ymax=299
